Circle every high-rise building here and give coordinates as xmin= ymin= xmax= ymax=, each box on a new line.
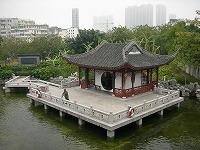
xmin=72 ymin=8 xmax=79 ymax=28
xmin=93 ymin=15 xmax=114 ymax=32
xmin=125 ymin=4 xmax=153 ymax=29
xmin=156 ymin=4 xmax=167 ymax=26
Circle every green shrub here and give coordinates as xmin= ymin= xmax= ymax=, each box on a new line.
xmin=0 ymin=69 xmax=13 ymax=79
xmin=31 ymin=66 xmax=55 ymax=80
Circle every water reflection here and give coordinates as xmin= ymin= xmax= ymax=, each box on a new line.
xmin=0 ymin=87 xmax=200 ymax=150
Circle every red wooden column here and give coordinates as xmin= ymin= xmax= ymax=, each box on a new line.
xmin=85 ymin=68 xmax=89 ymax=88
xmin=131 ymin=71 xmax=135 ymax=95
xmin=156 ymin=67 xmax=159 ymax=87
xmin=121 ymin=71 xmax=126 ymax=97
xmin=150 ymin=68 xmax=153 ymax=84
xmin=147 ymin=69 xmax=149 ymax=84
xmin=112 ymin=71 xmax=116 ymax=96
xmin=121 ymin=72 xmax=124 ymax=90
xmin=78 ymin=66 xmax=81 ymax=86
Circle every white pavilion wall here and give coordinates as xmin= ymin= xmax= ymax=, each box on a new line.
xmin=115 ymin=72 xmax=122 ymax=89
xmin=134 ymin=71 xmax=141 ymax=87
xmin=125 ymin=73 xmax=132 ymax=89
xmin=95 ymin=70 xmax=103 ymax=87
xmin=95 ymin=70 xmax=141 ymax=90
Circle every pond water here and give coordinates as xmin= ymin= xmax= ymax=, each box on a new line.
xmin=0 ymin=87 xmax=200 ymax=150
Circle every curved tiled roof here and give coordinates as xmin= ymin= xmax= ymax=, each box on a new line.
xmin=62 ymin=41 xmax=176 ymax=70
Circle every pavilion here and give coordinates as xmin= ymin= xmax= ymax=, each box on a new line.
xmin=62 ymin=40 xmax=176 ymax=98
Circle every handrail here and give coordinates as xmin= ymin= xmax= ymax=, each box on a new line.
xmin=112 ymin=89 xmax=180 ymax=123
xmin=29 ymin=88 xmax=110 ymax=123
xmin=5 ymin=76 xmax=20 ymax=84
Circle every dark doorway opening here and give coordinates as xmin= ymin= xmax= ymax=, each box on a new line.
xmin=101 ymin=72 xmax=112 ymax=90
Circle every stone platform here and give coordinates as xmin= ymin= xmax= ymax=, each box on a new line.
xmin=27 ymin=82 xmax=184 ymax=139
xmin=3 ymin=76 xmax=184 ymax=138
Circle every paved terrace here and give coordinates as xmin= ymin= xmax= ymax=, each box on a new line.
xmin=48 ymin=86 xmax=162 ymax=113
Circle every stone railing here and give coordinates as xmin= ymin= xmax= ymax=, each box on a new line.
xmin=29 ymin=88 xmax=111 ymax=123
xmin=29 ymin=87 xmax=181 ymax=124
xmin=61 ymin=80 xmax=79 ymax=88
xmin=27 ymin=79 xmax=61 ymax=88
xmin=4 ymin=76 xmax=31 ymax=88
xmin=4 ymin=76 xmax=20 ymax=85
xmin=112 ymin=89 xmax=180 ymax=123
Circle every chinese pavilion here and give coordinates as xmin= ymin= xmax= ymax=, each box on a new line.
xmin=62 ymin=41 xmax=176 ymax=98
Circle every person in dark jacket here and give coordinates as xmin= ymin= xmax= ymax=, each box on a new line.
xmin=61 ymin=89 xmax=69 ymax=100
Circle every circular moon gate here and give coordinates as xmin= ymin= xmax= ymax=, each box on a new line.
xmin=101 ymin=72 xmax=113 ymax=90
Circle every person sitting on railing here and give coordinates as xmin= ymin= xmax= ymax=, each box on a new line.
xmin=61 ymin=89 xmax=69 ymax=100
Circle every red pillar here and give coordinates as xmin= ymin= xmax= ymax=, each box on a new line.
xmin=121 ymin=71 xmax=125 ymax=98
xmin=85 ymin=68 xmax=89 ymax=88
xmin=122 ymin=71 xmax=125 ymax=90
xmin=156 ymin=68 xmax=159 ymax=87
xmin=112 ymin=71 xmax=116 ymax=96
xmin=131 ymin=71 xmax=135 ymax=95
xmin=131 ymin=71 xmax=135 ymax=89
xmin=78 ymin=66 xmax=81 ymax=86
xmin=147 ymin=69 xmax=149 ymax=84
xmin=150 ymin=68 xmax=153 ymax=84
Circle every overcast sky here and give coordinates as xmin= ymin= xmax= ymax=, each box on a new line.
xmin=0 ymin=0 xmax=199 ymax=29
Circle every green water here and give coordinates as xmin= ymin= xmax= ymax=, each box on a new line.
xmin=0 ymin=87 xmax=200 ymax=150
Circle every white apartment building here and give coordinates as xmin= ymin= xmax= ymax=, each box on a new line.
xmin=66 ymin=27 xmax=79 ymax=38
xmin=93 ymin=15 xmax=114 ymax=33
xmin=0 ymin=18 xmax=49 ymax=40
xmin=156 ymin=4 xmax=167 ymax=26
xmin=125 ymin=4 xmax=153 ymax=29
xmin=49 ymin=26 xmax=78 ymax=39
xmin=11 ymin=24 xmax=49 ymax=40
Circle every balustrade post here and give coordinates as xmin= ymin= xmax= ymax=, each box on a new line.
xmin=49 ymin=93 xmax=52 ymax=101
xmin=90 ymin=105 xmax=93 ymax=116
xmin=143 ymin=100 xmax=146 ymax=111
xmin=74 ymin=101 xmax=77 ymax=111
xmin=177 ymin=89 xmax=180 ymax=97
xmin=168 ymin=92 xmax=171 ymax=102
xmin=108 ymin=112 xmax=113 ymax=124
xmin=156 ymin=95 xmax=159 ymax=106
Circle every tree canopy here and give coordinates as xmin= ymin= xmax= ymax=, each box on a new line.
xmin=0 ymin=19 xmax=199 ymax=67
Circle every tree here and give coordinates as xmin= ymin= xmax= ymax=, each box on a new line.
xmin=29 ymin=35 xmax=66 ymax=58
xmin=65 ymin=29 xmax=105 ymax=53
xmin=132 ymin=25 xmax=159 ymax=53
xmin=0 ymin=37 xmax=25 ymax=64
xmin=0 ymin=35 xmax=3 ymax=45
xmin=104 ymin=26 xmax=133 ymax=43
